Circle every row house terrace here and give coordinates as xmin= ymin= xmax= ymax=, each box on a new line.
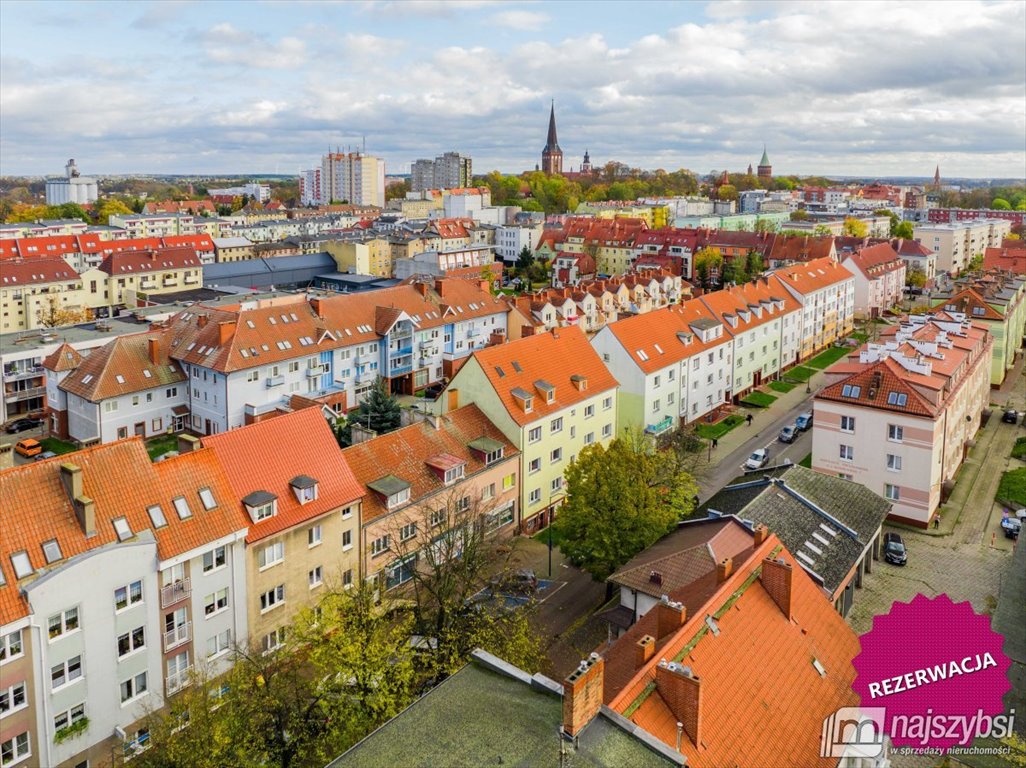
xmin=92 ymin=247 xmax=204 ymax=308
xmin=0 ymin=234 xmax=214 ymax=273
xmin=771 ymin=257 xmax=856 ymax=361
xmin=439 ymin=327 xmax=619 ymax=532
xmin=200 ymin=409 xmax=364 ymax=654
xmin=535 ymin=217 xmax=649 ymax=276
xmin=837 ymin=242 xmax=907 ymax=319
xmin=0 ymin=259 xmax=84 ymax=335
xmin=765 ymin=234 xmax=836 ymax=269
xmin=812 ymin=312 xmax=992 ymax=527
xmin=0 ymin=439 xmax=246 ymax=768
xmin=166 ymin=278 xmax=514 ymax=435
xmin=342 ymin=405 xmax=519 ymax=597
xmin=591 ymin=299 xmax=734 ymax=437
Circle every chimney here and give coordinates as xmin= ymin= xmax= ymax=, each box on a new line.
xmin=446 ymin=388 xmax=459 ymax=412
xmin=655 ymin=660 xmax=702 ymax=748
xmin=635 ymin=634 xmax=656 ymax=668
xmin=177 ymin=434 xmax=200 ymax=454
xmin=716 ymin=557 xmax=733 ymax=583
xmin=760 ymin=557 xmax=794 ymax=620
xmin=147 ymin=337 xmax=160 ymax=365
xmin=752 ymin=524 xmax=768 ymax=546
xmin=217 ymin=320 xmax=236 ymax=346
xmin=562 ymin=653 xmax=605 ymax=737
xmin=434 ymin=277 xmax=445 ymax=296
xmin=657 ymin=595 xmax=686 ymax=638
xmin=479 ymin=279 xmax=490 ymax=293
xmin=522 ymin=324 xmax=536 ymax=337
xmin=309 ymin=297 xmax=323 ymax=316
xmin=414 ymin=281 xmax=428 ymax=297
xmin=196 ymin=313 xmax=208 ymax=328
xmin=60 ymin=463 xmax=96 ymax=537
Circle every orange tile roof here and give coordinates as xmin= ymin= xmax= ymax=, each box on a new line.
xmin=983 ymin=246 xmax=1026 ymax=275
xmin=841 ymin=242 xmax=906 ymax=277
xmin=606 ymin=534 xmax=861 ymax=768
xmin=698 ymin=277 xmax=800 ymax=336
xmin=768 ymin=234 xmax=836 ymax=264
xmin=99 ymin=246 xmax=202 ymax=276
xmin=772 ymin=256 xmax=854 ymax=294
xmin=60 ymin=330 xmax=185 ymax=402
xmin=0 ymin=439 xmax=243 ymax=624
xmin=42 ymin=342 xmax=83 ymax=372
xmin=342 ymin=405 xmax=518 ymax=524
xmin=201 ymin=409 xmax=364 ymax=543
xmin=0 ymin=257 xmax=80 ymax=286
xmin=935 ymin=287 xmax=1004 ymax=321
xmin=462 ymin=326 xmax=619 ymax=428
xmin=604 ymin=299 xmax=728 ymax=374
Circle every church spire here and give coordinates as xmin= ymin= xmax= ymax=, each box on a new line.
xmin=545 ymin=100 xmax=560 ymax=152
xmin=541 ymin=100 xmax=563 ymax=175
xmin=934 ymin=165 xmax=941 ymax=188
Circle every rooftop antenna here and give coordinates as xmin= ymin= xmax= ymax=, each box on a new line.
xmin=362 ymin=134 xmax=366 ymax=154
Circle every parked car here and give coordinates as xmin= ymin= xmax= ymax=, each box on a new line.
xmin=883 ymin=532 xmax=907 ymax=565
xmin=779 ymin=425 xmax=797 ymax=443
xmin=15 ymin=438 xmax=42 ymax=458
xmin=1002 ymin=409 xmax=1019 ymax=425
xmin=5 ymin=417 xmax=41 ymax=434
xmin=745 ymin=448 xmax=769 ymax=470
xmin=795 ymin=412 xmax=814 ymax=431
xmin=1001 ymin=516 xmax=1021 ymax=539
xmin=34 ymin=451 xmax=58 ymax=462
xmin=489 ymin=568 xmax=538 ymax=596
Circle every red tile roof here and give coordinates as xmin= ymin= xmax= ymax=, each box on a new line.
xmin=60 ymin=330 xmax=185 ymax=402
xmin=768 ymin=234 xmax=836 ymax=264
xmin=698 ymin=277 xmax=801 ymax=336
xmin=0 ymin=439 xmax=243 ymax=624
xmin=772 ymin=256 xmax=855 ymax=294
xmin=42 ymin=342 xmax=83 ymax=372
xmin=99 ymin=246 xmax=202 ymax=275
xmin=201 ymin=408 xmax=364 ymax=543
xmin=841 ymin=242 xmax=906 ymax=278
xmin=983 ymin=246 xmax=1026 ymax=275
xmin=603 ymin=299 xmax=728 ymax=374
xmin=0 ymin=258 xmax=80 ymax=286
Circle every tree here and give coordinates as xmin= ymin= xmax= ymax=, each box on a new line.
xmin=720 ymin=256 xmax=744 ymax=286
xmin=693 ymin=247 xmax=723 ymax=289
xmin=515 ymin=245 xmax=535 ymax=273
xmin=95 ymin=198 xmax=133 ymax=223
xmin=385 ymin=179 xmax=411 ymax=201
xmin=335 ymin=377 xmax=402 ymax=447
xmin=559 ymin=429 xmax=699 ymax=585
xmin=36 ymin=295 xmax=86 ymax=328
xmin=842 ymin=217 xmax=868 ymax=237
xmin=716 ymin=184 xmax=737 ymax=202
xmin=965 ymin=253 xmax=984 ymax=272
xmin=893 ymin=220 xmax=914 ymax=239
xmin=991 ymin=198 xmax=1011 ymax=210
xmin=906 ymin=265 xmax=927 ymax=289
xmin=745 ymin=249 xmax=764 ymax=278
xmin=789 ymin=209 xmax=809 ymax=221
xmin=753 ymin=218 xmax=775 ymax=234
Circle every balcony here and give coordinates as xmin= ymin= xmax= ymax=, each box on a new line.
xmin=644 ymin=415 xmax=673 ymax=436
xmin=2 ymin=365 xmax=44 ymax=381
xmin=166 ymin=665 xmax=193 ymax=695
xmin=306 ymin=365 xmax=324 ymax=378
xmin=390 ymin=345 xmax=413 ymax=357
xmin=265 ymin=375 xmax=285 ymax=388
xmin=160 ymin=578 xmax=191 ymax=609
xmin=184 ymin=274 xmax=200 ymax=284
xmin=465 ymin=327 xmax=478 ymax=338
xmin=5 ymin=386 xmax=45 ymax=402
xmin=163 ymin=622 xmax=191 ymax=652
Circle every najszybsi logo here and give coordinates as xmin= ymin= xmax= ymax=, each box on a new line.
xmin=820 ymin=706 xmax=887 ymax=759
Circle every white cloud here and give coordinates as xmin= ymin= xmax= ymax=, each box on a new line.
xmin=490 ymin=10 xmax=549 ymax=31
xmin=202 ymin=23 xmax=307 ymax=69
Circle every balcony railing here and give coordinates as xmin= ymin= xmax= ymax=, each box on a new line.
xmin=163 ymin=621 xmax=191 ymax=652
xmin=2 ymin=366 xmax=44 ymax=381
xmin=644 ymin=415 xmax=673 ymax=436
xmin=265 ymin=375 xmax=285 ymax=388
xmin=306 ymin=366 xmax=324 ymax=378
xmin=166 ymin=665 xmax=193 ymax=695
xmin=160 ymin=578 xmax=191 ymax=609
xmin=5 ymin=386 xmax=45 ymax=402
xmin=390 ymin=345 xmax=413 ymax=357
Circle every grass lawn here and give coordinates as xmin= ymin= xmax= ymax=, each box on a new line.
xmin=740 ymin=391 xmax=777 ymax=408
xmin=146 ymin=433 xmax=179 ymax=460
xmin=695 ymin=414 xmax=744 ymax=440
xmin=1013 ymin=437 xmax=1026 ymax=461
xmin=767 ymin=380 xmax=796 ymax=393
xmin=807 ymin=346 xmax=851 ymax=369
xmin=532 ymin=523 xmax=567 ymax=549
xmin=785 ymin=366 xmax=816 ymax=383
xmin=850 ymin=331 xmax=870 ymax=343
xmin=40 ymin=437 xmax=77 ymax=455
xmin=996 ymin=467 xmax=1026 ymax=508
xmin=800 ymin=453 xmax=812 ymax=468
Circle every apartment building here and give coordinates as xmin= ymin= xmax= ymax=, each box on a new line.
xmin=698 ymin=278 xmax=802 ymax=399
xmin=316 ymin=152 xmax=386 ymax=208
xmin=56 ymin=331 xmax=189 ymax=443
xmin=838 ymin=242 xmax=907 ymax=319
xmin=42 ymin=343 xmax=84 ymax=439
xmin=0 ymin=258 xmax=85 ymax=334
xmin=93 ymin=248 xmax=205 ymax=308
xmin=107 ymin=213 xmax=199 ymax=239
xmin=201 ymin=409 xmax=364 ymax=653
xmin=211 ymin=237 xmax=255 ymax=263
xmin=342 ymin=406 xmax=519 ymax=595
xmin=591 ymin=300 xmax=733 ymax=436
xmin=410 ymin=152 xmax=473 ymax=192
xmin=495 ymin=223 xmax=543 ymax=263
xmin=771 ymin=257 xmax=856 ymax=361
xmin=393 ymin=245 xmax=496 ymax=281
xmin=324 ymin=238 xmax=392 ymax=277
xmin=0 ymin=234 xmax=214 ymax=273
xmin=913 ymin=219 xmax=1012 ymax=275
xmin=536 ymin=217 xmax=648 ymax=276
xmin=439 ymin=327 xmax=619 ymax=532
xmin=0 ymin=439 xmax=247 ymax=767
xmin=812 ymin=312 xmax=992 ymax=527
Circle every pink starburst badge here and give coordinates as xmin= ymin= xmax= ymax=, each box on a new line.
xmin=852 ymin=593 xmax=1012 ymax=751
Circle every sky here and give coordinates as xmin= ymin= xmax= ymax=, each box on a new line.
xmin=1 ymin=0 xmax=1025 ymax=179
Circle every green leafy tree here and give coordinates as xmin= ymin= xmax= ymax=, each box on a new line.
xmin=789 ymin=209 xmax=810 ymax=221
xmin=842 ymin=217 xmax=868 ymax=237
xmin=965 ymin=253 xmax=984 ymax=272
xmin=559 ymin=429 xmax=700 ymax=586
xmin=693 ymin=247 xmax=723 ymax=289
xmin=385 ymin=179 xmax=411 ymax=201
xmin=720 ymin=256 xmax=744 ymax=285
xmin=95 ymin=198 xmax=133 ymax=223
xmin=335 ymin=377 xmax=402 ymax=447
xmin=753 ymin=218 xmax=775 ymax=234
xmin=991 ymin=198 xmax=1011 ymax=210
xmin=906 ymin=265 xmax=927 ymax=289
xmin=717 ymin=183 xmax=738 ymax=202
xmin=515 ymin=245 xmax=535 ymax=273
xmin=745 ymin=250 xmax=764 ymax=278
xmin=893 ymin=221 xmax=914 ymax=239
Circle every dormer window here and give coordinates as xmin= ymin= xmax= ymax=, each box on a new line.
xmin=10 ymin=551 xmax=33 ymax=579
xmin=113 ymin=517 xmax=133 ymax=542
xmin=511 ymin=387 xmax=534 ymax=413
xmin=469 ymin=437 xmax=505 ymax=466
xmin=534 ymin=380 xmax=555 ymax=403
xmin=290 ymin=475 xmax=319 ymax=505
xmin=243 ymin=491 xmax=278 ymax=523
xmin=368 ymin=475 xmax=413 ymax=510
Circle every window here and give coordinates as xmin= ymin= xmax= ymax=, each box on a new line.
xmin=115 ymin=581 xmax=143 ymax=611
xmin=387 ymin=488 xmax=411 ymax=509
xmin=117 ymin=626 xmax=146 ymax=657
xmin=0 ymin=733 xmax=30 ymax=766
xmin=207 ymin=630 xmax=231 ymax=659
xmin=584 ymin=404 xmax=594 ymax=418
xmin=550 ymin=447 xmax=562 ymax=464
xmin=502 ymin=473 xmax=515 ymax=491
xmin=104 ymin=400 xmax=118 ymax=413
xmin=166 ymin=387 xmax=178 ymax=398
xmin=528 ymin=426 xmax=542 ymax=443
xmin=113 ymin=517 xmax=132 ymax=541
xmin=550 ymin=417 xmax=563 ymax=434
xmin=888 ymin=424 xmax=904 ymax=442
xmin=172 ymin=496 xmax=192 ymax=520
xmin=839 ymin=445 xmax=854 ymax=461
xmin=258 ymin=541 xmax=284 ymax=569
xmin=203 ymin=546 xmax=226 ymax=573
xmin=841 ymin=384 xmax=861 ymax=398
xmin=0 ymin=631 xmax=23 ymax=663
xmin=602 ymin=423 xmax=613 ymax=438
xmin=551 ymin=477 xmax=563 ymax=493
xmin=48 ymin=607 xmax=79 ymax=639
xmin=343 ymin=569 xmax=353 ymax=588
xmin=839 ymin=415 xmax=855 ymax=433
xmin=53 ymin=703 xmax=86 ymax=733
xmin=120 ymin=671 xmax=148 ymax=703
xmin=481 ymin=483 xmax=495 ymax=501
xmin=430 ymin=509 xmax=446 ymax=528
xmin=584 ymin=431 xmax=595 ymax=445
xmin=308 ymin=567 xmax=323 ymax=588
xmin=42 ymin=539 xmax=62 ymax=564
xmin=885 ymin=484 xmax=900 ymax=501
xmin=252 ymin=502 xmax=275 ymax=521
xmin=259 ymin=585 xmax=285 ymax=612
xmin=400 ymin=522 xmax=418 ymax=542
xmin=342 ymin=529 xmax=353 ymax=551
xmin=887 ymin=454 xmax=902 ymax=471
xmin=147 ymin=504 xmax=167 ymax=528
xmin=204 ymin=588 xmax=228 ymax=616
xmin=529 ymin=488 xmax=541 ymax=505
xmin=0 ymin=682 xmax=27 ymax=716
xmin=262 ymin=628 xmax=286 ymax=654
xmin=443 ymin=465 xmax=465 ymax=485
xmin=386 ymin=554 xmax=418 ymax=590
xmin=887 ymin=391 xmax=908 ymax=407
xmin=528 ymin=457 xmax=541 ymax=474
xmin=10 ymin=552 xmax=32 ymax=579
xmin=51 ymin=655 xmax=82 ymax=690
xmin=371 ymin=535 xmax=391 ymax=557
xmin=308 ymin=525 xmax=322 ymax=547
xmin=198 ymin=488 xmax=217 ymax=510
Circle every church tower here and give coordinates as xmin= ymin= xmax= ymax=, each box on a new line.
xmin=757 ymin=146 xmax=772 ymax=182
xmin=541 ymin=101 xmax=563 ymax=175
xmin=581 ymin=149 xmax=592 ymax=174
xmin=933 ymin=165 xmax=941 ymax=190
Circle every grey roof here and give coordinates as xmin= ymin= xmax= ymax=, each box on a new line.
xmin=329 ymin=657 xmax=678 ymax=768
xmin=467 ymin=436 xmax=505 ymax=454
xmin=212 ymin=237 xmax=253 ymax=248
xmin=701 ymin=466 xmax=891 ymax=597
xmin=203 ymin=253 xmax=336 ymax=289
xmin=367 ymin=474 xmax=412 ymax=496
xmin=241 ymin=490 xmax=276 ymax=507
xmin=688 ymin=317 xmax=720 ymax=330
xmin=289 ymin=475 xmax=318 ymax=489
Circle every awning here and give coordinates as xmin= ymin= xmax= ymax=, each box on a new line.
xmin=171 ymin=405 xmax=190 ymax=415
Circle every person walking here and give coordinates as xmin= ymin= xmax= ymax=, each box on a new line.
xmin=746 ymin=413 xmax=754 ymax=427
